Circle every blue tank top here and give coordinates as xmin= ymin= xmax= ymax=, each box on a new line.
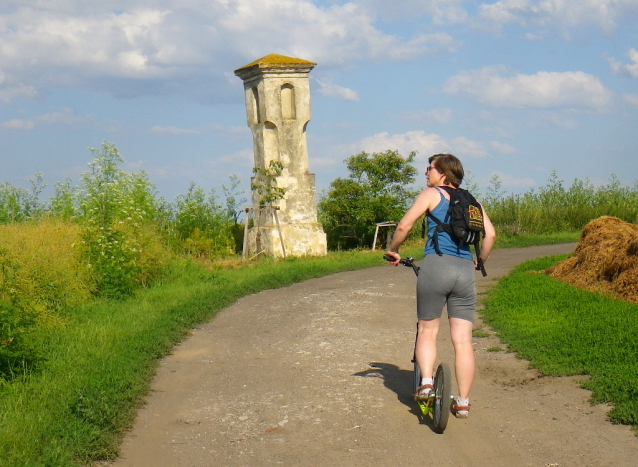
xmin=424 ymin=188 xmax=473 ymax=260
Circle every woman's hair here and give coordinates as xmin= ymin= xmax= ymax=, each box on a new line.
xmin=429 ymin=153 xmax=464 ymax=188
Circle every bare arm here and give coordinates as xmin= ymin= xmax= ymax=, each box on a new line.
xmin=478 ymin=205 xmax=496 ymax=264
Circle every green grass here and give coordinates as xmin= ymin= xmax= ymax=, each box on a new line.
xmin=493 ymin=230 xmax=580 ymax=248
xmin=0 ymin=247 xmax=422 ymax=466
xmin=481 ymin=254 xmax=638 ymax=428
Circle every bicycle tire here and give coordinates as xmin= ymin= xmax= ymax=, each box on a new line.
xmin=413 ymin=359 xmax=421 ymax=397
xmin=432 ymin=363 xmax=451 ymax=433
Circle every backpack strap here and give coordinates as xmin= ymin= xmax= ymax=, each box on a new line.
xmin=426 ymin=187 xmax=450 ymax=256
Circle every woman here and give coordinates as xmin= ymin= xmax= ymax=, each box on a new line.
xmin=385 ymin=153 xmax=496 ymax=418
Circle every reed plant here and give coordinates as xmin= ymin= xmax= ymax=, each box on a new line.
xmin=483 ymin=171 xmax=638 ymax=237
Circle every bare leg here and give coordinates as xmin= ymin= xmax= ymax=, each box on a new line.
xmin=449 ymin=317 xmax=475 ymax=399
xmin=415 ymin=318 xmax=440 ymax=380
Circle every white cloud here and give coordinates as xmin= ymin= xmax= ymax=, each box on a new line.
xmin=443 ymin=66 xmax=612 ymax=109
xmin=1 ymin=108 xmax=90 ymax=130
xmin=204 ymin=149 xmax=253 ymax=169
xmin=549 ymin=115 xmax=578 ymax=130
xmin=347 ymin=131 xmax=449 ymax=160
xmin=396 ymin=108 xmax=453 ymax=124
xmin=623 ymin=93 xmax=638 ymax=108
xmin=0 ymin=1 xmax=458 ymax=102
xmin=0 ymin=71 xmax=38 ymax=102
xmin=314 ymin=79 xmax=359 ymax=101
xmin=490 ymin=140 xmax=517 ymax=154
xmin=363 ymin=0 xmax=468 ymax=25
xmin=150 ymin=126 xmax=200 ymax=135
xmin=524 ymin=32 xmax=543 ymax=41
xmin=449 ymin=136 xmax=490 ymax=158
xmin=148 ymin=123 xmax=246 ymax=137
xmin=1 ymin=118 xmax=35 ymax=130
xmin=491 ymin=171 xmax=536 ymax=189
xmin=608 ymin=48 xmax=638 ymax=78
xmin=477 ymin=0 xmax=638 ymax=34
xmin=337 ymin=130 xmax=489 ymax=162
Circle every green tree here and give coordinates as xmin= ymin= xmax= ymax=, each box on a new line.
xmin=318 ymin=150 xmax=419 ymax=250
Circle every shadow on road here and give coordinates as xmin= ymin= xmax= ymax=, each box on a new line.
xmin=353 ymin=362 xmax=440 ymax=433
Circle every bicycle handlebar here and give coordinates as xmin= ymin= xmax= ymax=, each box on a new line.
xmin=383 ymin=254 xmax=420 ymax=276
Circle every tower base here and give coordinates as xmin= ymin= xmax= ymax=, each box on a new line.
xmin=246 ymin=223 xmax=327 ymax=258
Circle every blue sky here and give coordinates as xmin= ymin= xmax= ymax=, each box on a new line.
xmin=1 ymin=0 xmax=637 ymax=204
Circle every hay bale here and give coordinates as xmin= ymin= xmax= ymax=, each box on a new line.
xmin=547 ymin=216 xmax=638 ymax=304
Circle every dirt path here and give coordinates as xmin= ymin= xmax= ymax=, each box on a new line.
xmin=109 ymin=244 xmax=638 ymax=467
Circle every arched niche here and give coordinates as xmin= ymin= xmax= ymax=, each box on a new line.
xmin=263 ymin=121 xmax=279 ymax=162
xmin=281 ymin=84 xmax=296 ymax=120
xmin=251 ymin=87 xmax=261 ymax=124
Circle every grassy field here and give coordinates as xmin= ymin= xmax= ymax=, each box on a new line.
xmin=481 ymin=254 xmax=638 ymax=429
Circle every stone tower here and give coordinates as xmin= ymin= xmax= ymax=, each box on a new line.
xmin=234 ymin=54 xmax=327 ymax=257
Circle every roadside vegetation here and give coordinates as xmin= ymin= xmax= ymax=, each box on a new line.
xmin=0 ymin=141 xmax=637 ymax=464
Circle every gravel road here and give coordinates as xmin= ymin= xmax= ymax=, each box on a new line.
xmin=109 ymin=244 xmax=638 ymax=467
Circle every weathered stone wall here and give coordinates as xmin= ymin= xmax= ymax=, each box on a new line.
xmin=235 ymin=54 xmax=327 ymax=258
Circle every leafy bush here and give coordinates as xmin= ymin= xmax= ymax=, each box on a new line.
xmin=75 ymin=142 xmax=171 ymax=298
xmin=169 ymin=182 xmax=238 ymax=257
xmin=318 ymin=150 xmax=419 ymax=249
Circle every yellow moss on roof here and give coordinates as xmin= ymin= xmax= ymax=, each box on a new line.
xmin=235 ymin=54 xmax=316 ymax=73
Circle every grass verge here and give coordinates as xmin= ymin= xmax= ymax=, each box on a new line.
xmin=0 ymin=246 xmax=422 ymax=466
xmin=481 ymin=254 xmax=638 ymax=429
xmin=494 ymin=230 xmax=580 ymax=248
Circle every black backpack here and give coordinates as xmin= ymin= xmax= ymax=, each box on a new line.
xmin=426 ymin=186 xmax=487 ymax=276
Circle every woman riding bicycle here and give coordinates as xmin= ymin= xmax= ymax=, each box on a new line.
xmin=385 ymin=153 xmax=496 ymax=419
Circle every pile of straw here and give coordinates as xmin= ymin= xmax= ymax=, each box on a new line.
xmin=546 ymin=216 xmax=638 ymax=304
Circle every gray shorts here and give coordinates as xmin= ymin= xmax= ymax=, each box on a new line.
xmin=416 ymin=254 xmax=476 ymax=323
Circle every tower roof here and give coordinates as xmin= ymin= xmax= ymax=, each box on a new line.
xmin=234 ymin=54 xmax=316 ymax=79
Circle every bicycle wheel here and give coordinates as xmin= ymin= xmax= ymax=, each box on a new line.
xmin=413 ymin=359 xmax=421 ymax=397
xmin=432 ymin=363 xmax=451 ymax=433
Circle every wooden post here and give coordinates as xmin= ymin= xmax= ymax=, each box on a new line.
xmin=272 ymin=208 xmax=286 ymax=258
xmin=242 ymin=206 xmax=286 ymax=259
xmin=242 ymin=207 xmax=251 ymax=260
xmin=371 ymin=222 xmax=396 ymax=250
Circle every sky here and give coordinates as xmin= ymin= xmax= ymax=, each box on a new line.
xmin=1 ymin=0 xmax=638 ymax=205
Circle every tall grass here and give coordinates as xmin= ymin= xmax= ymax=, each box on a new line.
xmin=482 ymin=171 xmax=638 ymax=236
xmin=481 ymin=255 xmax=638 ymax=428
